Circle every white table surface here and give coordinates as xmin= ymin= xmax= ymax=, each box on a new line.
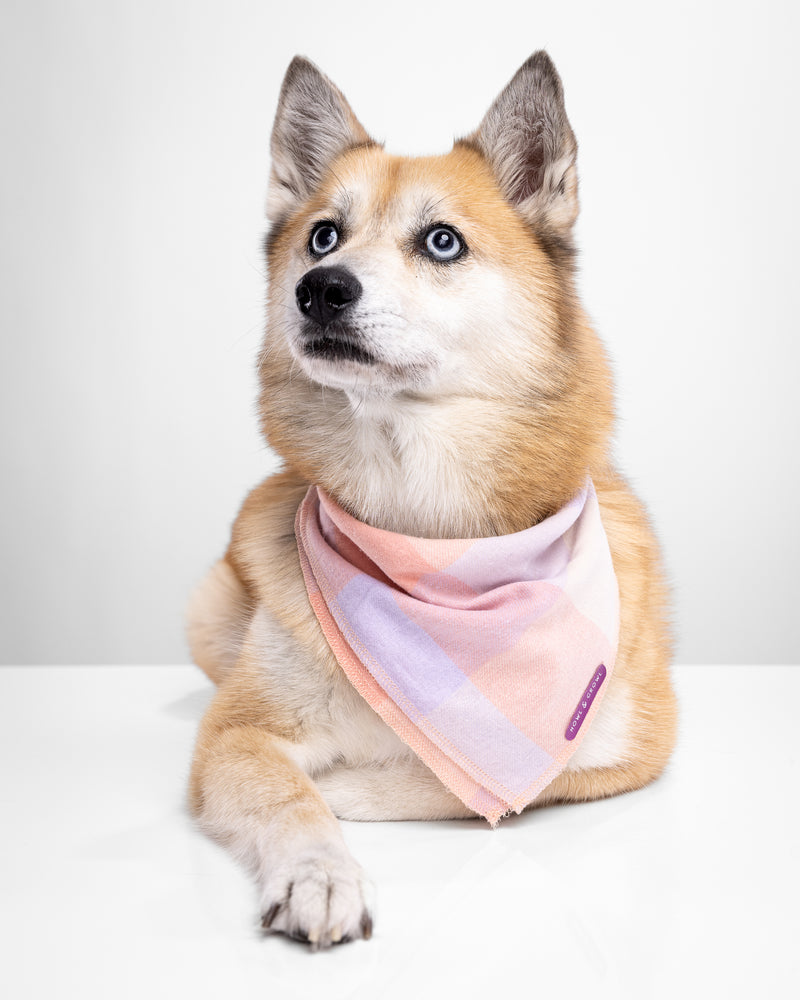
xmin=0 ymin=664 xmax=797 ymax=999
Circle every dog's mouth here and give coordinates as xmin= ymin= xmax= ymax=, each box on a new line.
xmin=294 ymin=320 xmax=437 ymax=392
xmin=300 ymin=326 xmax=377 ymax=367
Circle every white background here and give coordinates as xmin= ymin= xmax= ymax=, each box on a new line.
xmin=1 ymin=0 xmax=798 ymax=665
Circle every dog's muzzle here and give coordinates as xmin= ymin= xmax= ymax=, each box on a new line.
xmin=295 ymin=266 xmax=362 ymax=328
xmin=294 ymin=265 xmax=374 ymax=366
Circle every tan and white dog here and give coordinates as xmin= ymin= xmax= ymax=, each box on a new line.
xmin=187 ymin=51 xmax=677 ymax=949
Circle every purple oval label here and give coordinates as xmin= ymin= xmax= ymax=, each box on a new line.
xmin=565 ymin=663 xmax=607 ymax=741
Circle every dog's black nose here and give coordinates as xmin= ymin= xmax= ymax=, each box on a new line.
xmin=295 ymin=266 xmax=362 ymax=328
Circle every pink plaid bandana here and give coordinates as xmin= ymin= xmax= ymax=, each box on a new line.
xmin=295 ymin=483 xmax=619 ymax=825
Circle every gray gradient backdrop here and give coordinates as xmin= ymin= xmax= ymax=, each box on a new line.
xmin=2 ymin=0 xmax=798 ymax=665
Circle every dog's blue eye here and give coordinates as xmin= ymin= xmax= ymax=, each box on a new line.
xmin=309 ymin=222 xmax=339 ymax=256
xmin=424 ymin=226 xmax=463 ymax=262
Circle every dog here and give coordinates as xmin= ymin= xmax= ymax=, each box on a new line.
xmin=187 ymin=51 xmax=677 ymax=949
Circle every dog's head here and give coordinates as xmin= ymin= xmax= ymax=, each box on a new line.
xmin=258 ymin=53 xmax=613 ymax=533
xmin=263 ymin=52 xmax=579 ymax=396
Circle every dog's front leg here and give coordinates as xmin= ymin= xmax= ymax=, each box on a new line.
xmin=316 ymin=757 xmax=477 ymax=822
xmin=189 ymin=693 xmax=372 ymax=948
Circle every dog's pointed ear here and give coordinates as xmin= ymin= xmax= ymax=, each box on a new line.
xmin=267 ymin=57 xmax=374 ymax=220
xmin=464 ymin=51 xmax=578 ymax=237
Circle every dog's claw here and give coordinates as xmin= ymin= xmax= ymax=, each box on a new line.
xmin=261 ymin=902 xmax=282 ymax=929
xmin=260 ymin=911 xmax=372 ymax=948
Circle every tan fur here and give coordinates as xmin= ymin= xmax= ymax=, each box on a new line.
xmin=186 ymin=557 xmax=252 ymax=684
xmin=187 ymin=53 xmax=677 ymax=948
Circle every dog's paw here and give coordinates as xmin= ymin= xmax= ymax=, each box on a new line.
xmin=259 ymin=845 xmax=372 ymax=949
